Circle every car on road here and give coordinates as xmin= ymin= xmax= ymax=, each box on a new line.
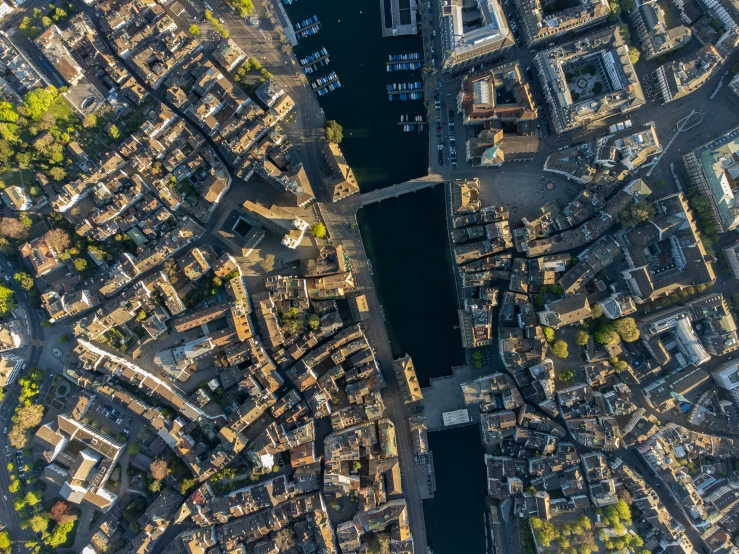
xmin=2 ymin=428 xmax=5 ymax=434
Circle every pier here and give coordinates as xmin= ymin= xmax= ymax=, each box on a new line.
xmin=295 ymin=16 xmax=321 ymax=40
xmin=379 ymin=0 xmax=419 ymax=37
xmin=300 ymin=48 xmax=330 ymax=74
xmin=358 ymin=173 xmax=443 ymax=207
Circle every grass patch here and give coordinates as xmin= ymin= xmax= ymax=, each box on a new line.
xmin=2 ymin=169 xmax=34 ymax=188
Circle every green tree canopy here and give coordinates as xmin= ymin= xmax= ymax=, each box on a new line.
xmin=551 ymin=339 xmax=569 ymax=359
xmin=575 ymin=330 xmax=590 ymax=346
xmin=23 ymin=86 xmax=59 ymax=119
xmin=613 ymin=317 xmax=640 ymax=342
xmin=189 ymin=24 xmax=200 ymax=36
xmin=324 ymin=120 xmax=343 ymax=144
xmin=311 ymin=222 xmax=327 ymax=238
xmin=620 ymin=199 xmax=655 ymax=227
xmin=542 ymin=326 xmax=556 ymax=343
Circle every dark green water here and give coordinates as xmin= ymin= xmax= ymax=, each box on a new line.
xmin=287 ymin=1 xmax=484 ymax=551
xmin=426 ymin=426 xmax=490 ymax=554
xmin=285 ymin=0 xmax=428 ymax=192
xmin=357 ymin=185 xmax=464 ymax=386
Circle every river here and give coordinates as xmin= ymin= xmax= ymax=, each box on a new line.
xmin=284 ymin=0 xmax=488 ymax=551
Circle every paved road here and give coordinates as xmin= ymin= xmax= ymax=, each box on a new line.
xmin=0 ymin=256 xmax=44 ymax=552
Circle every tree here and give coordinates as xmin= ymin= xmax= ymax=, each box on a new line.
xmin=575 ymin=330 xmax=590 ymax=346
xmin=23 ymin=86 xmax=58 ymax=120
xmin=8 ymin=479 xmax=19 ymax=493
xmin=273 ymin=528 xmax=296 ymax=551
xmin=180 ymin=477 xmax=199 ymax=495
xmin=311 ymin=222 xmax=327 ymax=238
xmin=24 ymin=490 xmax=41 ymax=507
xmin=594 ymin=327 xmax=620 ymax=345
xmin=542 ymin=326 xmax=556 ymax=343
xmin=128 ymin=443 xmax=140 ymax=455
xmin=559 ymin=368 xmax=575 ymax=382
xmin=590 ymin=303 xmax=604 ymax=319
xmin=615 ymin=498 xmax=632 ymax=523
xmin=189 ymin=24 xmax=200 ymax=36
xmin=44 ymin=228 xmax=71 ymax=253
xmin=43 ymin=167 xmax=65 ymax=184
xmin=0 ymin=530 xmax=10 ymax=552
xmin=82 ymin=113 xmax=97 ymax=128
xmin=281 ymin=318 xmax=302 ymax=335
xmin=73 ymin=258 xmax=87 ymax=272
xmin=366 ymin=532 xmax=391 ymax=554
xmin=620 ymin=199 xmax=655 ymax=227
xmin=0 ymin=217 xmax=28 ymax=239
xmin=108 ymin=124 xmax=121 ymax=140
xmin=149 ymin=479 xmax=162 ymax=492
xmin=324 ymin=120 xmax=343 ymax=144
xmin=551 ymin=339 xmax=569 ymax=359
xmin=613 ymin=317 xmax=640 ymax=342
xmin=260 ymin=253 xmax=275 ymax=273
xmin=163 ymin=259 xmax=179 ymax=284
xmin=628 ymin=47 xmax=641 ymax=65
xmin=307 ymin=313 xmax=321 ymax=330
xmin=0 ymin=284 xmax=15 ymax=316
xmin=472 ymin=350 xmax=483 ymax=369
xmin=50 ymin=500 xmax=77 ymax=525
xmin=149 ymin=457 xmax=170 ymax=481
xmin=44 ymin=521 xmax=74 ymax=548
xmin=29 ymin=513 xmax=50 ymax=534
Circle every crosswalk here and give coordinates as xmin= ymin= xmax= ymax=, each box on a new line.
xmin=30 ymin=339 xmax=44 ymax=347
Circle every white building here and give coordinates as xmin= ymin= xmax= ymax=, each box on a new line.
xmin=712 ymin=360 xmax=739 ymax=406
xmin=0 ymin=353 xmax=25 ymax=387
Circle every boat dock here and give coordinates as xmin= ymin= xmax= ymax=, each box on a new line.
xmin=387 ymin=53 xmax=423 ymax=71
xmin=379 ymin=0 xmax=419 ymax=37
xmin=295 ymin=15 xmax=321 ymax=39
xmin=301 ymin=48 xmax=330 ymax=74
xmin=387 ymin=81 xmax=423 ymax=101
xmin=399 ymin=115 xmax=425 ymax=132
xmin=312 ymin=71 xmax=341 ymax=97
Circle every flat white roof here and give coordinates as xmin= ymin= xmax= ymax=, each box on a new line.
xmin=442 ymin=409 xmax=470 ymax=426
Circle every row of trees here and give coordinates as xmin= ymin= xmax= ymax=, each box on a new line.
xmin=8 ymin=368 xmax=46 ymax=450
xmin=204 ymin=10 xmax=230 ymax=38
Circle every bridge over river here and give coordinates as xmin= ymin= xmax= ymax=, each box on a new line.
xmin=358 ymin=173 xmax=444 ymax=207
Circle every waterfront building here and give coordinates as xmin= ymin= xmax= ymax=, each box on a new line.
xmin=534 ymin=26 xmax=645 ymax=134
xmin=457 ymin=61 xmax=537 ymax=126
xmin=438 ymin=0 xmax=514 ymax=73
xmin=451 ymin=178 xmax=481 ymax=215
xmin=654 ymin=43 xmax=723 ymax=104
xmin=324 ymin=142 xmax=360 ymax=202
xmin=392 ymin=355 xmax=424 ymax=404
xmin=682 ymin=126 xmax=739 ymax=233
xmin=466 ymin=129 xmax=540 ymax=167
xmin=515 ymin=0 xmax=609 ymax=47
xmin=631 ymin=0 xmax=690 ymax=60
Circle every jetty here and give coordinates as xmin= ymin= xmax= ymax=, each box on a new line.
xmin=387 ymin=53 xmax=423 ymax=71
xmin=300 ymin=48 xmax=330 ymax=74
xmin=295 ymin=15 xmax=321 ymax=39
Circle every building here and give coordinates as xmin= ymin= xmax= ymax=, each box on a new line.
xmin=438 ymin=0 xmax=514 ymax=73
xmin=34 ymin=25 xmax=84 ymax=86
xmin=534 ymin=26 xmax=645 ymax=134
xmin=654 ymin=44 xmax=722 ymax=104
xmin=0 ymin=317 xmax=25 ymax=352
xmin=683 ymin=126 xmax=739 ymax=233
xmin=34 ymin=414 xmax=124 ymax=512
xmin=537 ymin=294 xmax=591 ymax=329
xmin=392 ymin=355 xmax=423 ymax=404
xmin=450 ymin=178 xmax=481 ymax=215
xmin=212 ymin=38 xmax=246 ymax=72
xmin=1 ymin=186 xmax=33 ymax=211
xmin=457 ymin=61 xmax=537 ymax=126
xmin=0 ymin=2 xmax=13 ymax=18
xmin=324 ymin=142 xmax=359 ymax=202
xmin=618 ymin=193 xmax=715 ymax=303
xmin=515 ymin=0 xmax=610 ymax=47
xmin=466 ymin=129 xmax=540 ymax=166
xmin=19 ymin=233 xmax=62 ymax=276
xmin=713 ymin=360 xmax=739 ymax=407
xmin=242 ymin=200 xmax=308 ymax=249
xmin=723 ymin=240 xmax=739 ymax=279
xmin=631 ymin=0 xmax=691 ymax=60
xmin=0 ymin=352 xmax=24 ymax=387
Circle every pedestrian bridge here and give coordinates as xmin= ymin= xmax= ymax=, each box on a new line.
xmin=358 ymin=174 xmax=444 ymax=206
